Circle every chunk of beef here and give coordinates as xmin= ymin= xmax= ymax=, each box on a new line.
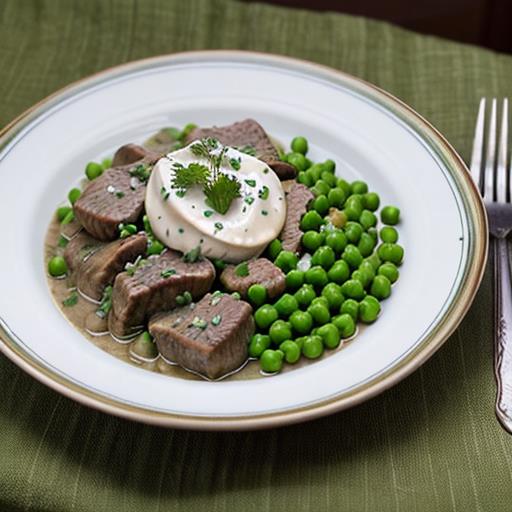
xmin=220 ymin=258 xmax=285 ymax=299
xmin=149 ymin=293 xmax=253 ymax=379
xmin=63 ymin=230 xmax=105 ymax=272
xmin=73 ymin=158 xmax=156 ymax=241
xmin=76 ymin=233 xmax=147 ymax=301
xmin=109 ymin=250 xmax=216 ymax=338
xmin=143 ymin=128 xmax=181 ymax=154
xmin=280 ymin=183 xmax=314 ymax=253
xmin=112 ymin=144 xmax=159 ymax=167
xmin=185 ymin=119 xmax=297 ymax=181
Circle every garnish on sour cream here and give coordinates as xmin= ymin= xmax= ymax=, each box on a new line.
xmin=145 ymin=139 xmax=287 ymax=263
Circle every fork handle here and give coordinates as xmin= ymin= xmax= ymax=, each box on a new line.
xmin=494 ymin=237 xmax=512 ymax=433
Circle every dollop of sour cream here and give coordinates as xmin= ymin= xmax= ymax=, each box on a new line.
xmin=145 ymin=141 xmax=287 ymax=262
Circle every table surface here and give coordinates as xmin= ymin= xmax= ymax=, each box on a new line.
xmin=1 ymin=0 xmax=511 ymax=511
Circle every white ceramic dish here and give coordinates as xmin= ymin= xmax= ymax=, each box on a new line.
xmin=0 ymin=51 xmax=486 ymax=430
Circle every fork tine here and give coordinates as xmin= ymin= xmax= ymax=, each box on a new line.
xmin=497 ymin=99 xmax=509 ymax=203
xmin=471 ymin=98 xmax=486 ymax=190
xmin=484 ymin=98 xmax=498 ymax=201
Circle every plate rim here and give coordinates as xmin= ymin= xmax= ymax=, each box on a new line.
xmin=0 ymin=50 xmax=488 ymax=430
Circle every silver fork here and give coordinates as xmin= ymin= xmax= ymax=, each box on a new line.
xmin=471 ymin=98 xmax=512 ymax=433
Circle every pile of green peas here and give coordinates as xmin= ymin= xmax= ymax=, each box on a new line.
xmin=247 ymin=136 xmax=404 ymax=374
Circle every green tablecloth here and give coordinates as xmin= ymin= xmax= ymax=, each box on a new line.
xmin=1 ymin=1 xmax=511 ymax=510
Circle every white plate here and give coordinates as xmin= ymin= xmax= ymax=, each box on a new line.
xmin=0 ymin=51 xmax=487 ymax=430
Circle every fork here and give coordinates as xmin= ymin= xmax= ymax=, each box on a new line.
xmin=471 ymin=98 xmax=512 ymax=433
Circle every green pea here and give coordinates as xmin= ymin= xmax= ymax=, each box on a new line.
xmin=340 ymin=279 xmax=365 ymax=300
xmin=297 ymin=171 xmax=314 ymax=187
xmin=365 ymin=253 xmax=382 ymax=271
xmin=311 ymin=246 xmax=335 ymax=270
xmin=287 ymin=152 xmax=308 ymax=172
xmin=358 ymin=260 xmax=376 ymax=283
xmin=248 ymin=334 xmax=271 ymax=358
xmin=359 ymin=209 xmax=377 ymax=230
xmin=370 ymin=275 xmax=392 ymax=300
xmin=339 ymin=299 xmax=359 ymax=321
xmin=363 ymin=192 xmax=380 ymax=211
xmin=311 ymin=179 xmax=331 ymax=197
xmin=56 ymin=206 xmax=72 ymax=222
xmin=327 ymin=187 xmax=346 ymax=208
xmin=274 ymin=250 xmax=299 ymax=272
xmin=286 ymin=270 xmax=304 ymax=290
xmin=294 ymin=336 xmax=307 ymax=350
xmin=342 ymin=244 xmax=363 ymax=268
xmin=381 ymin=205 xmax=400 ymax=225
xmin=147 ymin=240 xmax=164 ymax=255
xmin=101 ymin=157 xmax=113 ymax=169
xmin=300 ymin=210 xmax=324 ymax=231
xmin=344 ymin=222 xmax=363 ymax=243
xmin=305 ymin=266 xmax=329 ymax=287
xmin=85 ymin=162 xmax=103 ymax=180
xmin=279 ymin=340 xmax=301 ymax=363
xmin=378 ymin=262 xmax=399 ymax=283
xmin=302 ymin=335 xmax=324 ymax=359
xmin=311 ymin=296 xmax=330 ymax=309
xmin=380 ymin=226 xmax=399 ymax=243
xmin=358 ymin=232 xmax=376 ymax=257
xmin=307 ymin=302 xmax=331 ymax=325
xmin=260 ymin=349 xmax=284 ymax=373
xmin=352 ymin=269 xmax=371 ymax=288
xmin=274 ymin=293 xmax=299 ymax=317
xmin=324 ymin=229 xmax=347 ymax=254
xmin=332 ymin=313 xmax=356 ymax=338
xmin=302 ymin=231 xmax=324 ymax=252
xmin=336 ymin=178 xmax=351 ymax=196
xmin=359 ymin=297 xmax=381 ymax=324
xmin=317 ymin=323 xmax=341 ymax=349
xmin=254 ymin=304 xmax=279 ymax=329
xmin=48 ymin=255 xmax=68 ymax=277
xmin=68 ymin=188 xmax=81 ymax=205
xmin=247 ymin=284 xmax=267 ymax=307
xmin=313 ymin=194 xmax=330 ymax=215
xmin=367 ymin=227 xmax=378 ymax=242
xmin=320 ymin=171 xmax=337 ymax=188
xmin=291 ymin=136 xmax=308 ymax=155
xmin=307 ymin=163 xmax=324 ymax=182
xmin=289 ymin=310 xmax=313 ymax=334
xmin=269 ymin=320 xmax=293 ymax=344
xmin=344 ymin=196 xmax=363 ymax=221
xmin=268 ymin=239 xmax=282 ymax=260
xmin=350 ymin=180 xmax=368 ymax=195
xmin=377 ymin=243 xmax=404 ymax=265
xmin=327 ymin=260 xmax=350 ymax=284
xmin=294 ymin=284 xmax=316 ymax=308
xmin=321 ymin=282 xmax=345 ymax=310
xmin=323 ymin=159 xmax=336 ymax=173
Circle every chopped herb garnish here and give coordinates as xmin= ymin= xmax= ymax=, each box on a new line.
xmin=258 ymin=185 xmax=269 ymax=200
xmin=96 ymin=285 xmax=113 ymax=318
xmin=191 ymin=316 xmax=208 ymax=330
xmin=213 ymin=259 xmax=227 ymax=270
xmin=171 ymin=162 xmax=210 ymax=192
xmin=229 ymin=157 xmax=241 ymax=170
xmin=261 ymin=210 xmax=268 ymax=216
xmin=61 ymin=210 xmax=75 ymax=225
xmin=211 ymin=314 xmax=222 ymax=326
xmin=62 ymin=291 xmax=78 ymax=307
xmin=129 ymin=164 xmax=151 ymax=183
xmin=178 ymin=228 xmax=184 ymax=234
xmin=203 ymin=210 xmax=214 ymax=218
xmin=238 ymin=144 xmax=256 ymax=156
xmin=242 ymin=206 xmax=247 ymax=213
xmin=183 ymin=245 xmax=201 ymax=263
xmin=204 ymin=173 xmax=241 ymax=215
xmin=263 ymin=168 xmax=269 ymax=174
xmin=118 ymin=223 xmax=137 ymax=239
xmin=214 ymin=222 xmax=224 ymax=231
xmin=125 ymin=256 xmax=148 ymax=276
xmin=190 ymin=137 xmax=218 ymax=157
xmin=211 ymin=291 xmax=224 ymax=306
xmin=235 ymin=261 xmax=250 ymax=277
xmin=231 ymin=292 xmax=241 ymax=300
xmin=160 ymin=186 xmax=170 ymax=200
xmin=176 ymin=291 xmax=193 ymax=306
xmin=115 ymin=190 xmax=125 ymax=199
xmin=244 ymin=179 xmax=256 ymax=187
xmin=176 ymin=190 xmax=186 ymax=198
xmin=244 ymin=196 xmax=255 ymax=205
xmin=160 ymin=268 xmax=177 ymax=278
xmin=57 ymin=235 xmax=69 ymax=248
